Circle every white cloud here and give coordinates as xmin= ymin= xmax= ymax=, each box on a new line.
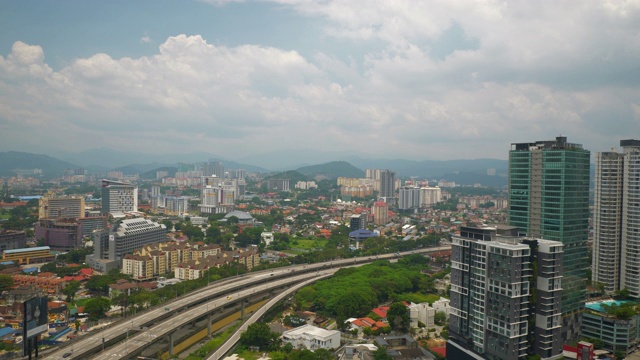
xmin=2 ymin=1 xmax=640 ymax=161
xmin=140 ymin=35 xmax=152 ymax=44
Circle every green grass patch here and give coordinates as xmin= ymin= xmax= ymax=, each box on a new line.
xmin=0 ymin=214 xmax=10 ymax=220
xmin=184 ymin=323 xmax=240 ymax=360
xmin=234 ymin=349 xmax=261 ymax=360
xmin=289 ymin=239 xmax=328 ymax=250
xmin=73 ymin=298 xmax=92 ymax=308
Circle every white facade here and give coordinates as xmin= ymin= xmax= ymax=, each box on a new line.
xmin=408 ymin=302 xmax=435 ymax=328
xmin=282 ymin=324 xmax=341 ymax=350
xmin=101 ymin=179 xmax=138 ymax=215
xmin=420 ymin=186 xmax=442 ymax=208
xmin=261 ymin=232 xmax=274 ymax=246
xmin=432 ymin=298 xmax=450 ymax=317
xmin=593 ymin=140 xmax=640 ymax=296
xmin=398 ymin=187 xmax=421 ymax=210
xmin=295 ymin=181 xmax=318 ymax=190
xmin=593 ymin=150 xmax=624 ymax=293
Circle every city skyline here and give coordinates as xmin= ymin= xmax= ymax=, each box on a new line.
xmin=1 ymin=1 xmax=639 ymax=161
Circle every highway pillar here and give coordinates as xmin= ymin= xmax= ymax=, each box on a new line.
xmin=241 ymin=299 xmax=245 ymax=320
xmin=207 ymin=313 xmax=212 ymax=337
xmin=169 ymin=331 xmax=174 ymax=356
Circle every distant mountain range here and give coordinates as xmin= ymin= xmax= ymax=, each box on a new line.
xmin=0 ymin=149 xmax=512 ymax=187
xmin=296 ymin=161 xmax=365 ymax=180
xmin=0 ymin=151 xmax=79 ymax=177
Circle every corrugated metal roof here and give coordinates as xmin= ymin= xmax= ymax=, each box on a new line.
xmin=4 ymin=246 xmax=51 ymax=254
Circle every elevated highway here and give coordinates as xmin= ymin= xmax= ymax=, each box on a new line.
xmin=41 ymin=246 xmax=450 ymax=359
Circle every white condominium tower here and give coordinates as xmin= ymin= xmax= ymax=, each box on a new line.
xmin=593 ymin=139 xmax=640 ymax=295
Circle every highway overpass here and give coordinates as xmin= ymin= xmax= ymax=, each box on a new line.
xmin=41 ymin=246 xmax=450 ymax=359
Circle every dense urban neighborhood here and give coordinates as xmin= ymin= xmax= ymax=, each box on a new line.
xmin=1 ymin=137 xmax=640 ymax=360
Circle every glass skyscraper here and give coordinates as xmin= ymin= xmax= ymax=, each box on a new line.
xmin=508 ymin=136 xmax=590 ymax=342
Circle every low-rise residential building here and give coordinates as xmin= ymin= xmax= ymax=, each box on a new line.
xmin=122 ymin=254 xmax=154 ymax=281
xmin=173 ymin=247 xmax=260 ymax=280
xmin=282 ymin=324 xmax=341 ymax=350
xmin=409 ymin=302 xmax=436 ymax=328
xmin=12 ymin=273 xmax=66 ymax=296
xmin=432 ymin=298 xmax=450 ymax=317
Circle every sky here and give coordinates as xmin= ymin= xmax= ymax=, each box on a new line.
xmin=1 ymin=0 xmax=639 ymax=163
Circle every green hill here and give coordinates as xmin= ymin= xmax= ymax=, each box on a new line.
xmin=296 ymin=161 xmax=364 ymax=180
xmin=0 ymin=151 xmax=80 ymax=177
xmin=264 ymin=170 xmax=308 ymax=184
xmin=140 ymin=167 xmax=178 ymax=179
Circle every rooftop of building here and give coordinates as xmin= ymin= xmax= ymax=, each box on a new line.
xmin=224 ymin=210 xmax=253 ymax=220
xmin=4 ymin=246 xmax=51 ymax=254
xmin=283 ymin=324 xmax=339 ymax=338
xmin=585 ymin=299 xmax=632 ymax=313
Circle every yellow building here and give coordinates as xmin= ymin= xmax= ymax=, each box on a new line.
xmin=2 ymin=246 xmax=54 ymax=265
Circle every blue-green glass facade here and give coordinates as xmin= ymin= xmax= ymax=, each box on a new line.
xmin=508 ymin=136 xmax=590 ymax=341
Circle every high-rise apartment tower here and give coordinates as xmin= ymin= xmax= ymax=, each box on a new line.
xmin=379 ymin=170 xmax=396 ymax=199
xmin=593 ymin=139 xmax=640 ymax=296
xmin=447 ymin=225 xmax=564 ymax=360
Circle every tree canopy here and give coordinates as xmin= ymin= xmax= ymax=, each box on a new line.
xmin=239 ymin=323 xmax=280 ymax=351
xmin=295 ymin=260 xmax=432 ymax=318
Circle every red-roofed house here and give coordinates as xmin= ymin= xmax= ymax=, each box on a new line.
xmin=430 ymin=346 xmax=446 ymax=358
xmin=78 ymin=268 xmax=93 ymax=278
xmin=372 ymin=306 xmax=389 ymax=320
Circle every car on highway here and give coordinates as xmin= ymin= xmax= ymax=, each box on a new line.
xmin=63 ymin=352 xmax=72 ymax=358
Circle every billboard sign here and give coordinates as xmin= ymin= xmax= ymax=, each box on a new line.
xmin=24 ymin=297 xmax=48 ymax=339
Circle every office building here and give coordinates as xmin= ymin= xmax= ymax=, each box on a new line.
xmin=35 ymin=218 xmax=83 ymax=251
xmin=349 ymin=214 xmax=368 ymax=232
xmin=199 ymin=178 xmax=238 ymax=214
xmin=38 ymin=194 xmax=85 ymax=219
xmin=448 ymin=225 xmax=563 ymax=360
xmin=0 ymin=230 xmax=27 ymax=252
xmin=508 ymin=136 xmax=590 ymax=341
xmin=88 ymin=218 xmax=166 ymax=273
xmin=593 ymin=140 xmax=640 ymax=296
xmin=77 ymin=216 xmax=107 ymax=237
xmin=101 ymin=179 xmax=138 ymax=216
